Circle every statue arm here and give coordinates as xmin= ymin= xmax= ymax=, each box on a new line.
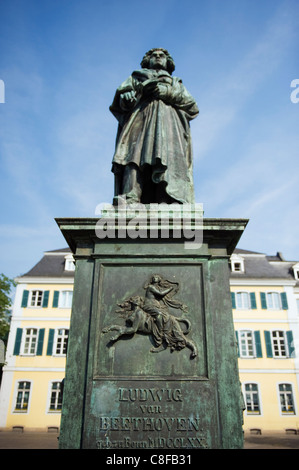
xmin=109 ymin=76 xmax=141 ymax=120
xmin=149 ymin=285 xmax=173 ymax=297
xmin=144 ymin=77 xmax=199 ymax=120
xmin=119 ymin=90 xmax=137 ymax=111
xmin=110 ymin=73 xmax=198 ymax=124
xmin=169 ymin=80 xmax=199 ymax=117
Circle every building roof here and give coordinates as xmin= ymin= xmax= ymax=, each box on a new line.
xmin=19 ymin=247 xmax=298 ymax=283
xmin=21 ymin=248 xmax=74 ymax=278
xmin=234 ymin=248 xmax=264 ymax=255
xmin=231 ymin=249 xmax=298 ymax=282
xmin=230 ymin=256 xmax=295 ymax=280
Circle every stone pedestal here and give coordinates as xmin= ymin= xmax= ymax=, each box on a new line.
xmin=56 ymin=214 xmax=247 ymax=449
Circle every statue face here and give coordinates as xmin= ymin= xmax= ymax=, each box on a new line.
xmin=148 ymin=50 xmax=167 ymax=70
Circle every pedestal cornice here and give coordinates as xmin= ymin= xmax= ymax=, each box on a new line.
xmin=55 ymin=217 xmax=248 ymax=256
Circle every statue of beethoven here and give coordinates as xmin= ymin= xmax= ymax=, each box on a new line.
xmin=110 ymin=48 xmax=199 ymax=205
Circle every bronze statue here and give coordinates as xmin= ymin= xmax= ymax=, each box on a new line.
xmin=110 ymin=48 xmax=199 ymax=205
xmin=102 ymin=275 xmax=198 ymax=358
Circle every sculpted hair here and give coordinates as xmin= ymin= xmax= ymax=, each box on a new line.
xmin=140 ymin=48 xmax=175 ymax=74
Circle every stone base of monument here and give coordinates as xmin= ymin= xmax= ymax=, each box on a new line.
xmin=56 ymin=213 xmax=247 ymax=449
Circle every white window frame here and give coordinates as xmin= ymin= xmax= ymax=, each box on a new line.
xmin=243 ymin=382 xmax=262 ymax=416
xmin=58 ymin=290 xmax=73 ymax=309
xmin=47 ymin=380 xmax=63 ymax=413
xmin=266 ymin=292 xmax=282 ymax=310
xmin=278 ymin=383 xmax=296 ymax=415
xmin=239 ymin=329 xmax=256 ymax=358
xmin=29 ymin=290 xmax=44 ymax=307
xmin=21 ymin=328 xmax=39 ymax=356
xmin=235 ymin=292 xmax=250 ymax=310
xmin=13 ymin=380 xmax=32 ymax=414
xmin=53 ymin=328 xmax=69 ymax=356
xmin=271 ymin=330 xmax=287 ymax=358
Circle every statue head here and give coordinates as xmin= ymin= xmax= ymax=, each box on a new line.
xmin=151 ymin=274 xmax=162 ymax=284
xmin=141 ymin=48 xmax=175 ymax=74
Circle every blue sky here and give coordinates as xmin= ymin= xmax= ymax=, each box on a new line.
xmin=0 ymin=0 xmax=298 ymax=278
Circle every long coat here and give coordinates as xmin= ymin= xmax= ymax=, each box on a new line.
xmin=110 ymin=68 xmax=199 ymax=204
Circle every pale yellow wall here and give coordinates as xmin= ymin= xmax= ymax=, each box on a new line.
xmin=232 ymin=283 xmax=299 ymax=431
xmin=232 ymin=285 xmax=288 ymax=321
xmin=4 ymin=280 xmax=298 ymax=432
xmin=22 ymin=284 xmax=72 ymax=319
xmin=5 ymin=371 xmax=64 ymax=430
xmin=14 ymin=319 xmax=69 ymax=369
xmin=4 ymin=282 xmax=70 ymax=430
xmin=235 ymin=322 xmax=294 ymax=371
xmin=241 ymin=372 xmax=299 ymax=431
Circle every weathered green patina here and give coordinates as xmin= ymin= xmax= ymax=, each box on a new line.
xmin=110 ymin=48 xmax=199 ymax=205
xmin=57 ymin=216 xmax=247 ymax=449
xmin=57 ymin=48 xmax=246 ymax=449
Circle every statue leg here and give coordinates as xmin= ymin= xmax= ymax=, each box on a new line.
xmin=146 ymin=310 xmax=165 ymax=352
xmin=113 ymin=164 xmax=123 ymax=197
xmin=120 ymin=164 xmax=143 ymax=203
xmin=186 ymin=339 xmax=198 ymax=358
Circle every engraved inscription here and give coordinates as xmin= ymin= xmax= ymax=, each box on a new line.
xmin=118 ymin=387 xmax=183 ymax=402
xmin=95 ymin=385 xmax=209 ymax=449
xmin=96 ymin=435 xmax=208 ymax=449
xmin=99 ymin=416 xmax=201 ymax=432
xmin=102 ymin=274 xmax=198 ymax=358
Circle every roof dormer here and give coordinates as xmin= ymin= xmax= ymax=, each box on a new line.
xmin=64 ymin=254 xmax=75 ymax=271
xmin=230 ymin=253 xmax=245 ymax=273
xmin=292 ymin=262 xmax=299 ymax=281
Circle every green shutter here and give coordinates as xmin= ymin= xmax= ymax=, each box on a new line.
xmin=231 ymin=292 xmax=236 ymax=309
xmin=47 ymin=329 xmax=55 ymax=356
xmin=36 ymin=329 xmax=45 ymax=356
xmin=286 ymin=330 xmax=295 ymax=357
xmin=254 ymin=331 xmax=262 ymax=357
xmin=250 ymin=293 xmax=257 ymax=309
xmin=235 ymin=331 xmax=240 ymax=357
xmin=280 ymin=292 xmax=288 ymax=310
xmin=52 ymin=291 xmax=59 ymax=308
xmin=264 ymin=331 xmax=273 ymax=357
xmin=21 ymin=290 xmax=29 ymax=308
xmin=13 ymin=328 xmax=23 ymax=355
xmin=260 ymin=292 xmax=267 ymax=309
xmin=42 ymin=291 xmax=49 ymax=308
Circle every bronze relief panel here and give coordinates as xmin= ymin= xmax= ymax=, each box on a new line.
xmin=93 ymin=263 xmax=207 ymax=380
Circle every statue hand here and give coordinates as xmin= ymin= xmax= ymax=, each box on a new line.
xmin=142 ymin=79 xmax=159 ymax=95
xmin=142 ymin=80 xmax=171 ymax=102
xmin=152 ymin=83 xmax=170 ymax=101
xmin=120 ymin=90 xmax=137 ymax=110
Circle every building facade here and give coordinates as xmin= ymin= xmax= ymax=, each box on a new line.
xmin=231 ymin=249 xmax=299 ymax=432
xmin=0 ymin=249 xmax=74 ymax=431
xmin=0 ymin=247 xmax=299 ymax=433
